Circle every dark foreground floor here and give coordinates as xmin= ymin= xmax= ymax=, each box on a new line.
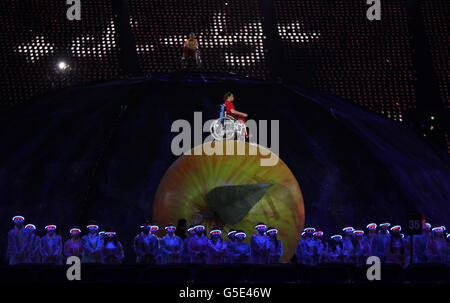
xmin=1 ymin=262 xmax=448 ymax=284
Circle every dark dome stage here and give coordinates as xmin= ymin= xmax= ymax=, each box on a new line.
xmin=1 ymin=73 xmax=449 ymax=262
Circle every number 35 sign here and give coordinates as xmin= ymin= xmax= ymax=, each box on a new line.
xmin=406 ymin=214 xmax=425 ymax=235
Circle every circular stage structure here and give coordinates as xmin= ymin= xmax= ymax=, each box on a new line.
xmin=153 ymin=140 xmax=304 ymax=263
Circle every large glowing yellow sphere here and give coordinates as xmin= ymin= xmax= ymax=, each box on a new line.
xmin=153 ymin=141 xmax=305 ymax=262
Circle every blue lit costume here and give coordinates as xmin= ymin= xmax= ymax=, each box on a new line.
xmin=25 ymin=231 xmax=41 ymax=263
xmin=224 ymin=240 xmax=236 ymax=263
xmin=134 ymin=232 xmax=159 ymax=264
xmin=231 ymin=232 xmax=251 ymax=264
xmin=232 ymin=241 xmax=250 ymax=263
xmin=327 ymin=245 xmax=343 ymax=263
xmin=82 ymin=233 xmax=103 ymax=263
xmin=7 ymin=226 xmax=29 ymax=265
xmin=101 ymin=239 xmax=124 ymax=264
xmin=207 ymin=238 xmax=227 ymax=264
xmin=374 ymin=224 xmax=391 ymax=261
xmin=159 ymin=234 xmax=184 ymax=264
xmin=189 ymin=234 xmax=209 ymax=264
xmin=41 ymin=234 xmax=63 ymax=264
xmin=296 ymin=237 xmax=315 ymax=265
xmin=266 ymin=238 xmax=283 ymax=264
xmin=250 ymin=233 xmax=269 ymax=264
xmin=313 ymin=239 xmax=328 ymax=264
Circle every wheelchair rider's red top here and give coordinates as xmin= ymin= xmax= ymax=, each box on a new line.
xmin=224 ymin=100 xmax=242 ymax=121
xmin=224 ymin=100 xmax=248 ymax=137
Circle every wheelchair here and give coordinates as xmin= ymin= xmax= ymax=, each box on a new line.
xmin=210 ymin=104 xmax=246 ymax=141
xmin=182 ymin=48 xmax=202 ymax=69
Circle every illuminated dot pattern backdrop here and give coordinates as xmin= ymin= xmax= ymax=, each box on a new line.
xmin=274 ymin=0 xmax=417 ymax=122
xmin=129 ymin=0 xmax=268 ymax=79
xmin=0 ymin=0 xmax=122 ymax=105
xmin=0 ymin=0 xmax=445 ymax=128
xmin=421 ymin=0 xmax=449 ymax=109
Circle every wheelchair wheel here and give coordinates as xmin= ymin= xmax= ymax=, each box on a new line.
xmin=210 ymin=118 xmax=235 ymax=141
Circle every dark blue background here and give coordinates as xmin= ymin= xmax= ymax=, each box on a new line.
xmin=1 ymin=74 xmax=448 ymax=263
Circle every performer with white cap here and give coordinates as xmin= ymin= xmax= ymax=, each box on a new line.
xmin=188 ymin=225 xmax=209 ymax=264
xmin=425 ymin=227 xmax=446 ymax=263
xmin=353 ymin=230 xmax=371 ymax=266
xmin=446 ymin=234 xmax=450 ymax=264
xmin=312 ymin=231 xmax=327 ymax=264
xmin=40 ymin=224 xmax=63 ymax=264
xmin=224 ymin=229 xmax=237 ymax=263
xmin=134 ymin=221 xmax=159 ymax=264
xmin=7 ymin=215 xmax=28 ymax=265
xmin=150 ymin=224 xmax=160 ymax=238
xmin=295 ymin=227 xmax=316 ymax=265
xmin=207 ymin=228 xmax=227 ymax=264
xmin=82 ymin=221 xmax=103 ymax=263
xmin=327 ymin=235 xmax=344 ymax=263
xmin=385 ymin=225 xmax=408 ymax=267
xmin=159 ymin=224 xmax=184 ymax=264
xmin=342 ymin=227 xmax=355 ymax=263
xmin=24 ymin=224 xmax=41 ymax=263
xmin=149 ymin=224 xmax=161 ymax=263
xmin=64 ymin=227 xmax=84 ymax=260
xmin=182 ymin=226 xmax=196 ymax=263
xmin=412 ymin=222 xmax=431 ymax=263
xmin=100 ymin=229 xmax=124 ymax=264
xmin=294 ymin=231 xmax=305 ymax=263
xmin=375 ymin=222 xmax=391 ymax=261
xmin=365 ymin=223 xmax=378 ymax=256
xmin=265 ymin=227 xmax=283 ymax=264
xmin=231 ymin=231 xmax=250 ymax=263
xmin=251 ymin=223 xmax=269 ymax=264
xmin=296 ymin=228 xmax=316 ymax=265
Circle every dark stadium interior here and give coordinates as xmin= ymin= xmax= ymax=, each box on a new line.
xmin=0 ymin=0 xmax=448 ymax=285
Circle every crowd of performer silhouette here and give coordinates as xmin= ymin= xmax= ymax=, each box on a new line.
xmin=7 ymin=215 xmax=449 ymax=266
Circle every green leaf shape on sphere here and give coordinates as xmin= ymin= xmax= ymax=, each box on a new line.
xmin=205 ymin=183 xmax=273 ymax=225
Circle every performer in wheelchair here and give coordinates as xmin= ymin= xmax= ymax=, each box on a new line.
xmin=182 ymin=32 xmax=201 ymax=68
xmin=224 ymin=92 xmax=248 ymax=138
